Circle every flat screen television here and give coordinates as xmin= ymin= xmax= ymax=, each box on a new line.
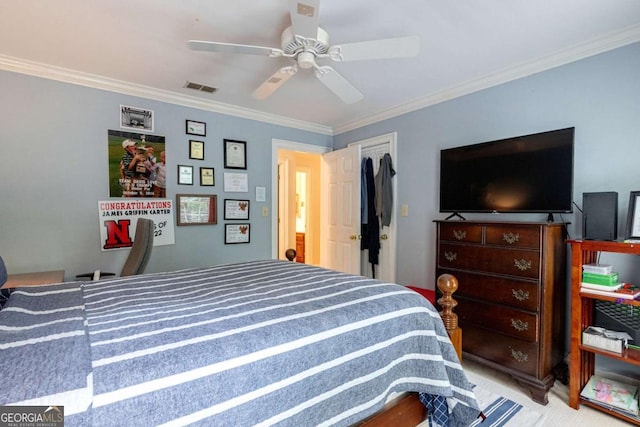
xmin=439 ymin=127 xmax=574 ymax=216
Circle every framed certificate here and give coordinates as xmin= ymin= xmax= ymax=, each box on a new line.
xmin=177 ymin=194 xmax=217 ymax=226
xmin=223 ymin=172 xmax=248 ymax=192
xmin=177 ymin=165 xmax=194 ymax=185
xmin=189 ymin=140 xmax=205 ymax=160
xmin=225 ymin=223 xmax=250 ymax=244
xmin=224 ymin=199 xmax=249 ymax=220
xmin=200 ymin=167 xmax=215 ymax=186
xmin=186 ymin=120 xmax=206 ymax=136
xmin=224 ymin=139 xmax=247 ymax=169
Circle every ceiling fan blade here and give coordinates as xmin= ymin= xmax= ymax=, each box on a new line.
xmin=289 ymin=0 xmax=320 ymax=39
xmin=252 ymin=66 xmax=298 ymax=100
xmin=314 ymin=66 xmax=363 ymax=104
xmin=328 ymin=35 xmax=420 ymax=62
xmin=187 ymin=40 xmax=284 ymax=57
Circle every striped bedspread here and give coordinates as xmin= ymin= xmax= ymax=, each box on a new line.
xmin=0 ymin=260 xmax=479 ymax=426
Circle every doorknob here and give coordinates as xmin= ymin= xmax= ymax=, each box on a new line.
xmin=381 ymin=234 xmax=388 ymax=240
xmin=350 ymin=235 xmax=360 ymax=240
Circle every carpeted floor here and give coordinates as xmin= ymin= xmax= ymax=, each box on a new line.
xmin=417 ymin=367 xmax=544 ymax=427
xmin=462 ymin=359 xmax=628 ymax=426
xmin=467 ymin=383 xmax=544 ymax=426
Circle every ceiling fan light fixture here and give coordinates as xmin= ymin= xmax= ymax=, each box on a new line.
xmin=297 ymin=51 xmax=315 ymax=69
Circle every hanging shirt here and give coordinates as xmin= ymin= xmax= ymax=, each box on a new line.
xmin=374 ymin=153 xmax=396 ymax=227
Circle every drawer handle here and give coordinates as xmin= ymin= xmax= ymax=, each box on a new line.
xmin=444 ymin=251 xmax=457 ymax=262
xmin=512 ymin=289 xmax=530 ymax=301
xmin=510 ymin=348 xmax=529 ymax=363
xmin=453 ymin=229 xmax=467 ymax=240
xmin=511 ymin=318 xmax=529 ymax=331
xmin=514 ymin=258 xmax=532 ymax=271
xmin=503 ymin=232 xmax=520 ymax=244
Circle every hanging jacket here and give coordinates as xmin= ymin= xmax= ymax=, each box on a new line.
xmin=361 ymin=158 xmax=380 ymax=272
xmin=374 ymin=153 xmax=396 ymax=227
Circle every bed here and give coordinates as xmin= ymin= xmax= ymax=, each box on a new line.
xmin=0 ymin=259 xmax=480 ymax=426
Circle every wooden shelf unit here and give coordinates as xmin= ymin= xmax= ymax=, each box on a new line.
xmin=568 ymin=239 xmax=640 ymax=425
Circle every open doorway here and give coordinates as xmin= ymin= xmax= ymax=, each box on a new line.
xmin=277 ymin=149 xmax=322 ymax=265
xmin=271 ymin=139 xmax=329 ymax=264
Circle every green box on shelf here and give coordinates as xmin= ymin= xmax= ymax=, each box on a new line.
xmin=582 ymin=271 xmax=619 ymax=286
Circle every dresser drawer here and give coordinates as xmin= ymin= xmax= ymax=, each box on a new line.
xmin=439 ymin=223 xmax=482 ymax=243
xmin=438 ymin=270 xmax=539 ymax=311
xmin=462 ymin=324 xmax=539 ymax=377
xmin=485 ymin=225 xmax=540 ymax=249
xmin=457 ymin=299 xmax=539 ymax=342
xmin=439 ymin=244 xmax=540 ymax=279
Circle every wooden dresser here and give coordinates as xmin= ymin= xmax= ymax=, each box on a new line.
xmin=435 ymin=220 xmax=567 ymax=404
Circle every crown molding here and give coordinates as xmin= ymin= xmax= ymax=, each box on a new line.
xmin=0 ymin=55 xmax=333 ymax=136
xmin=333 ymin=24 xmax=640 ymax=135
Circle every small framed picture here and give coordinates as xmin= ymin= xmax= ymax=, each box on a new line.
xmin=177 ymin=194 xmax=217 ymax=226
xmin=121 ymin=105 xmax=154 ymax=132
xmin=225 ymin=223 xmax=250 ymax=244
xmin=224 ymin=139 xmax=247 ymax=169
xmin=186 ymin=120 xmax=206 ymax=136
xmin=625 ymin=191 xmax=640 ymax=239
xmin=200 ymin=167 xmax=215 ymax=186
xmin=177 ymin=165 xmax=194 ymax=185
xmin=224 ymin=199 xmax=250 ymax=220
xmin=189 ymin=140 xmax=205 ymax=160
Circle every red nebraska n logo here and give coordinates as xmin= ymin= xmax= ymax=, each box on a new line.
xmin=103 ymin=220 xmax=133 ymax=249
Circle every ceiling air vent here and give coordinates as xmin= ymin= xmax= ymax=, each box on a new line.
xmin=184 ymin=81 xmax=217 ymax=94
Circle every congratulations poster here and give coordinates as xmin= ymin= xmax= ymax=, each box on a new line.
xmin=98 ymin=200 xmax=175 ymax=251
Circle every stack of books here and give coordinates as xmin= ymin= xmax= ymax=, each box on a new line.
xmin=580 ymin=264 xmax=640 ymax=300
xmin=580 ymin=375 xmax=639 ymax=418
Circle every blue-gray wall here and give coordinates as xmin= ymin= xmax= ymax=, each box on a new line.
xmin=0 ymin=71 xmax=330 ymax=280
xmin=335 ymin=42 xmax=640 ymax=288
xmin=1 ymin=42 xmax=639 ymax=288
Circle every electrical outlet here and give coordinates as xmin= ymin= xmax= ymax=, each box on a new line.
xmin=262 ymin=206 xmax=268 ymax=217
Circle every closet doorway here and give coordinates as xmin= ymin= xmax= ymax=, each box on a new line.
xmin=348 ymin=133 xmax=398 ymax=283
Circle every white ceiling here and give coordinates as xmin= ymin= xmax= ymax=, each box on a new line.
xmin=1 ymin=1 xmax=639 ymax=134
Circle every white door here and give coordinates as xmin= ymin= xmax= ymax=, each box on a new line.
xmin=320 ymin=145 xmax=361 ymax=274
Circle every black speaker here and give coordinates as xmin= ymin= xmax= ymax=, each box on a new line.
xmin=583 ymin=192 xmax=618 ymax=240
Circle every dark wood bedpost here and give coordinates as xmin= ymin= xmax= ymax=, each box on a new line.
xmin=437 ymin=273 xmax=462 ymax=361
xmin=285 ymin=249 xmax=297 ymax=261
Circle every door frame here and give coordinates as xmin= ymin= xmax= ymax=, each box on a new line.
xmin=271 ymin=139 xmax=330 ymax=259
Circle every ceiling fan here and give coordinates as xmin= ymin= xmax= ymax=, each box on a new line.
xmin=187 ymin=0 xmax=420 ymax=104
